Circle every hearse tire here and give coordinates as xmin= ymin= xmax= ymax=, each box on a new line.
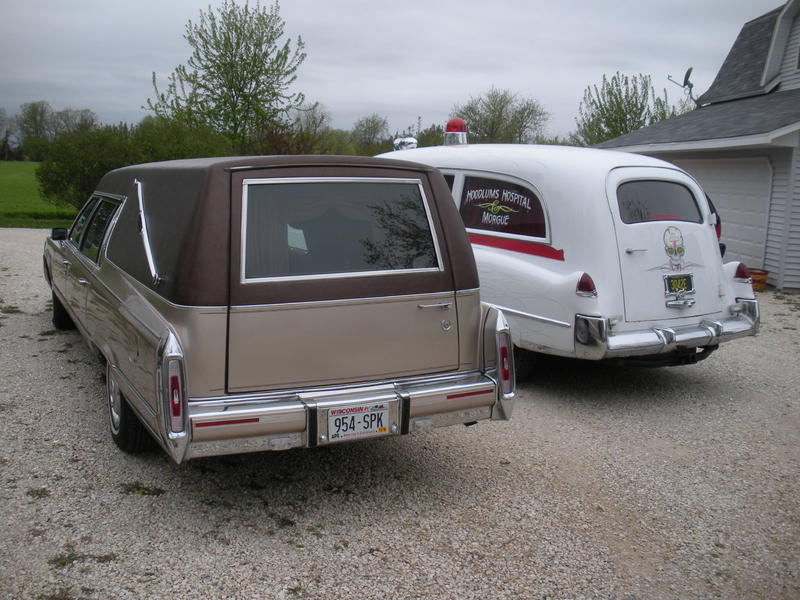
xmin=52 ymin=292 xmax=75 ymax=330
xmin=513 ymin=346 xmax=538 ymax=382
xmin=107 ymin=364 xmax=155 ymax=453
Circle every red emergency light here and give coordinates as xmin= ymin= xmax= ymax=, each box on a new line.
xmin=444 ymin=118 xmax=468 ymax=145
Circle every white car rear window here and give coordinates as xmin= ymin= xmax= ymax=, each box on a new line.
xmin=617 ymin=180 xmax=702 ymax=224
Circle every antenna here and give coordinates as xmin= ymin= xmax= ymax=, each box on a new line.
xmin=668 ymin=66 xmax=697 ymax=104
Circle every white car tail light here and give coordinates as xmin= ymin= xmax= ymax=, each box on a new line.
xmin=576 ymin=272 xmax=597 ymax=297
xmin=734 ymin=262 xmax=752 ymax=283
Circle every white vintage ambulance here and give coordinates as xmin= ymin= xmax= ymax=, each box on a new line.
xmin=381 ymin=134 xmax=759 ymax=372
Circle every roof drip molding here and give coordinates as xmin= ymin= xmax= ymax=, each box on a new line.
xmin=762 ymin=0 xmax=800 ymax=86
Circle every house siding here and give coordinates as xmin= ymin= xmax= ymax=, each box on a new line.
xmin=784 ymin=146 xmax=800 ymax=288
xmin=779 ymin=14 xmax=800 ymax=89
xmin=767 ymin=150 xmax=792 ymax=287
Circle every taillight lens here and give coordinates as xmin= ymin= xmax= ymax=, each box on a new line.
xmin=167 ymin=359 xmax=184 ymax=433
xmin=576 ymin=272 xmax=597 ymax=297
xmin=715 ymin=221 xmax=722 ymax=239
xmin=734 ymin=263 xmax=751 ymax=281
xmin=496 ymin=330 xmax=514 ymax=396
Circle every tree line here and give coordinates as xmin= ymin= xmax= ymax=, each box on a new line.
xmin=0 ymin=0 xmax=692 ymax=209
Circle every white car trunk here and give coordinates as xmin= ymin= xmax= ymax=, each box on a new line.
xmin=606 ymin=167 xmax=722 ymax=324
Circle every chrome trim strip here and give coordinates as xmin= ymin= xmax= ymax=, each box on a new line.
xmin=189 ymin=369 xmax=489 ymax=406
xmin=239 ymin=177 xmax=444 ymax=284
xmin=229 ymin=290 xmax=456 ymax=312
xmin=134 ymin=179 xmax=160 ymax=285
xmin=490 ymin=303 xmax=572 ymax=328
xmin=242 ymin=266 xmax=441 ymax=284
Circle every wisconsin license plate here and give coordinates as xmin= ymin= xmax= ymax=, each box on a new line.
xmin=327 ymin=402 xmax=390 ymax=442
xmin=664 ymin=273 xmax=694 ymax=295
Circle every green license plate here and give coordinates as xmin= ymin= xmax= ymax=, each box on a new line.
xmin=664 ymin=273 xmax=694 ymax=294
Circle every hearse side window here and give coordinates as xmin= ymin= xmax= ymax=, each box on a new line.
xmin=617 ymin=180 xmax=701 ymax=224
xmin=243 ymin=179 xmax=439 ymax=280
xmin=459 ymin=176 xmax=546 ymax=238
xmin=443 ymin=174 xmax=455 ymax=191
xmin=79 ymin=200 xmax=119 ymax=263
xmin=69 ymin=197 xmax=99 ymax=246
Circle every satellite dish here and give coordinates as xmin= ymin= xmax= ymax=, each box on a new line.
xmin=682 ymin=67 xmax=694 ymax=88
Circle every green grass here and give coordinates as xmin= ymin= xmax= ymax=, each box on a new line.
xmin=0 ymin=161 xmax=76 ymax=228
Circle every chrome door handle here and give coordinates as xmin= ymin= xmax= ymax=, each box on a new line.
xmin=77 ymin=278 xmax=89 ymax=286
xmin=625 ymin=248 xmax=648 ymax=254
xmin=418 ymin=302 xmax=452 ymax=310
xmin=666 ymin=298 xmax=695 ymax=308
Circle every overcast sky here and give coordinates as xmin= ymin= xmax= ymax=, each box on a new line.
xmin=0 ymin=0 xmax=783 ymax=138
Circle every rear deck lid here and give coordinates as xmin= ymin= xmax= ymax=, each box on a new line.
xmin=606 ymin=166 xmax=722 ymax=323
xmin=227 ymin=165 xmax=461 ymax=393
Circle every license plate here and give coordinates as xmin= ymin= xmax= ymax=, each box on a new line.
xmin=664 ymin=273 xmax=694 ymax=295
xmin=327 ymin=402 xmax=390 ymax=442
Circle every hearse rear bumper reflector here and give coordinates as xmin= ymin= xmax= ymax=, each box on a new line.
xmin=574 ymin=298 xmax=759 ymax=360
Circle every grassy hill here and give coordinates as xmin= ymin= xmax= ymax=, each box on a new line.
xmin=0 ymin=162 xmax=76 ymax=228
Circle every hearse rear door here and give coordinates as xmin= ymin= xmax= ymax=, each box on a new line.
xmin=226 ymin=167 xmax=460 ymax=394
xmin=606 ymin=167 xmax=722 ymax=324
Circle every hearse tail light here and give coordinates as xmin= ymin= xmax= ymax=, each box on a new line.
xmin=734 ymin=263 xmax=752 ymax=283
xmin=443 ymin=117 xmax=468 ymax=145
xmin=159 ymin=332 xmax=186 ymax=436
xmin=167 ymin=359 xmax=184 ymax=433
xmin=496 ymin=326 xmax=514 ymax=397
xmin=576 ymin=273 xmax=597 ymax=297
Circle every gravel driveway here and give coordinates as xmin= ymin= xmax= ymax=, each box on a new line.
xmin=1 ymin=228 xmax=798 ymax=600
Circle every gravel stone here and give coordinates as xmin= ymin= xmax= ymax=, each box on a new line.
xmin=1 ymin=228 xmax=798 ymax=599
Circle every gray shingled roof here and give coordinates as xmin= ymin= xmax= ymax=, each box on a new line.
xmin=697 ymin=6 xmax=782 ymax=104
xmin=597 ymin=88 xmax=800 ymax=148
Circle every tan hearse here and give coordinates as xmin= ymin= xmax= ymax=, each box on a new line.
xmin=43 ymin=156 xmax=515 ymax=464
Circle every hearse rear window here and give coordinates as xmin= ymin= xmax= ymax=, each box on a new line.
xmin=242 ymin=179 xmax=440 ymax=281
xmin=617 ymin=180 xmax=701 ymax=224
xmin=460 ymin=176 xmax=546 ymax=238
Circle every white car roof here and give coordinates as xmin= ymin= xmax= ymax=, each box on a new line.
xmin=380 ymin=144 xmax=677 ymax=180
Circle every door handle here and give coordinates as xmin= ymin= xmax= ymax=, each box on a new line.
xmin=417 ymin=302 xmax=452 ymax=310
xmin=77 ymin=278 xmax=89 ymax=286
xmin=625 ymin=248 xmax=648 ymax=254
xmin=666 ymin=298 xmax=695 ymax=308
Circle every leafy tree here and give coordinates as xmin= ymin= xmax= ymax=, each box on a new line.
xmin=146 ymin=0 xmax=307 ymax=152
xmin=37 ymin=117 xmax=233 ymax=209
xmin=37 ymin=123 xmax=136 ymax=208
xmin=130 ymin=115 xmax=233 ymax=162
xmin=574 ymin=72 xmax=692 ymax=146
xmin=351 ymin=113 xmax=391 ymax=155
xmin=415 ymin=123 xmax=444 ymax=148
xmin=452 ymin=88 xmax=549 ymax=144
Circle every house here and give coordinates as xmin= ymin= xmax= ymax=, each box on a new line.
xmin=598 ymin=0 xmax=800 ymax=290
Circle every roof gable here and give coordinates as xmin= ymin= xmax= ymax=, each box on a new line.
xmin=697 ymin=7 xmax=782 ymax=104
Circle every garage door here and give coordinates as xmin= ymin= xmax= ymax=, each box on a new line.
xmin=673 ymin=158 xmax=771 ymax=269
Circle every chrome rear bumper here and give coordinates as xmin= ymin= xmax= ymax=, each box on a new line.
xmin=176 ymin=370 xmax=509 ymax=462
xmin=574 ymin=298 xmax=759 ymax=360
